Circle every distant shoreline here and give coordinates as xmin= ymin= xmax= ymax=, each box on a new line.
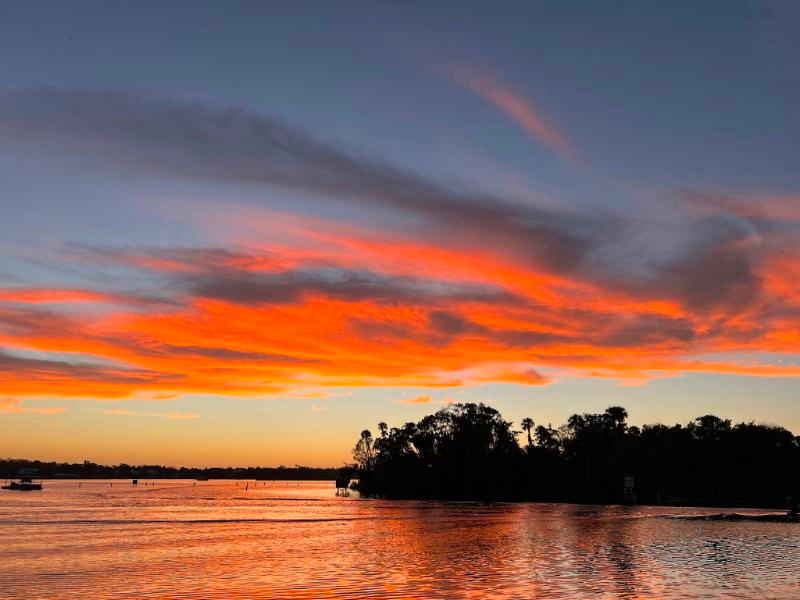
xmin=0 ymin=459 xmax=339 ymax=481
xmin=4 ymin=477 xmax=800 ymax=516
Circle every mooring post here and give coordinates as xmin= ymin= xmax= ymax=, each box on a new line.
xmin=622 ymin=476 xmax=636 ymax=505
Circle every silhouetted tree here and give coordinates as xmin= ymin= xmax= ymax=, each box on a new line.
xmin=534 ymin=424 xmax=559 ymax=451
xmin=352 ymin=403 xmax=800 ymax=507
xmin=604 ymin=406 xmax=628 ymax=431
xmin=521 ymin=417 xmax=535 ymax=448
xmin=353 ymin=430 xmax=375 ymax=473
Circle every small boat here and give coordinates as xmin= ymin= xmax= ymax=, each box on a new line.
xmin=2 ymin=477 xmax=43 ymax=491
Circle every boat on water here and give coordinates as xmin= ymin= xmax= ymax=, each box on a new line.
xmin=2 ymin=476 xmax=44 ymax=491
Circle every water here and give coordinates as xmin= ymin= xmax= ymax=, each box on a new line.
xmin=1 ymin=480 xmax=798 ymax=599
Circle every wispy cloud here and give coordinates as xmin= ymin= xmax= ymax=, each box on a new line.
xmin=440 ymin=63 xmax=575 ymax=160
xmin=286 ymin=390 xmax=352 ymax=400
xmin=396 ymin=394 xmax=433 ymax=405
xmin=0 ymin=398 xmax=66 ymax=415
xmin=101 ymin=409 xmax=200 ymax=420
xmin=0 ymin=194 xmax=797 ymax=397
xmin=472 ymin=365 xmax=552 ymax=386
xmin=0 ymin=88 xmax=797 ymax=397
xmin=0 ymin=87 xmax=601 ymax=277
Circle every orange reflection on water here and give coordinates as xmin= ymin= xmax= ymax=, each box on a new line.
xmin=1 ymin=480 xmax=798 ymax=599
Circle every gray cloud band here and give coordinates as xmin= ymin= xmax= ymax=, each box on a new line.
xmin=0 ymin=87 xmax=795 ymax=316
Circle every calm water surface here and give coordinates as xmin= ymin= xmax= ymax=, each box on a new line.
xmin=1 ymin=480 xmax=798 ymax=599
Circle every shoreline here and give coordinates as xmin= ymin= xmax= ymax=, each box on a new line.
xmin=8 ymin=478 xmax=799 ymax=517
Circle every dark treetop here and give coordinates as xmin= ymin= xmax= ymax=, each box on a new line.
xmin=351 ymin=403 xmax=800 ymax=508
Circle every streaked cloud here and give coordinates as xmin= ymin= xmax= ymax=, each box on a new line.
xmin=287 ymin=390 xmax=352 ymax=400
xmin=0 ymin=88 xmax=797 ymax=399
xmin=440 ymin=63 xmax=575 ymax=160
xmin=396 ymin=395 xmax=433 ymax=405
xmin=0 ymin=398 xmax=66 ymax=415
xmin=0 ymin=87 xmax=602 ymax=277
xmin=101 ymin=409 xmax=200 ymax=420
xmin=0 ymin=192 xmax=797 ymax=398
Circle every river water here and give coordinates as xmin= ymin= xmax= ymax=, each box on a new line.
xmin=0 ymin=480 xmax=798 ymax=599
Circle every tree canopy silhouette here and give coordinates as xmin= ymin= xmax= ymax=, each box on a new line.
xmin=352 ymin=403 xmax=800 ymax=507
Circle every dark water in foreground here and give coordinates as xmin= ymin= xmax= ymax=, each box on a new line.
xmin=1 ymin=480 xmax=798 ymax=599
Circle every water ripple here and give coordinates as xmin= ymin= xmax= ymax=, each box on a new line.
xmin=1 ymin=480 xmax=798 ymax=599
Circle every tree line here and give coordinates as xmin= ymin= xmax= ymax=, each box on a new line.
xmin=351 ymin=402 xmax=800 ymax=507
xmin=0 ymin=459 xmax=338 ymax=481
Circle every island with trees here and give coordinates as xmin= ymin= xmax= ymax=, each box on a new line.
xmin=351 ymin=402 xmax=800 ymax=508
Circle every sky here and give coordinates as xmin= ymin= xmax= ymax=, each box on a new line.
xmin=0 ymin=1 xmax=799 ymax=467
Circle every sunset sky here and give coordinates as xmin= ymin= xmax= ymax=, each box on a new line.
xmin=1 ymin=1 xmax=799 ymax=466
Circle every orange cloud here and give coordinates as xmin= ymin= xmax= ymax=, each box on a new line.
xmin=0 ymin=88 xmax=796 ymax=415
xmin=396 ymin=395 xmax=433 ymax=405
xmin=687 ymin=193 xmax=800 ymax=223
xmin=0 ymin=198 xmax=798 ymax=400
xmin=0 ymin=398 xmax=66 ymax=414
xmin=442 ymin=63 xmax=574 ymax=160
xmin=101 ymin=409 xmax=200 ymax=420
xmin=472 ymin=366 xmax=552 ymax=386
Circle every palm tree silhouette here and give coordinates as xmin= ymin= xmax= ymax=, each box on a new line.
xmin=521 ymin=417 xmax=535 ymax=448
